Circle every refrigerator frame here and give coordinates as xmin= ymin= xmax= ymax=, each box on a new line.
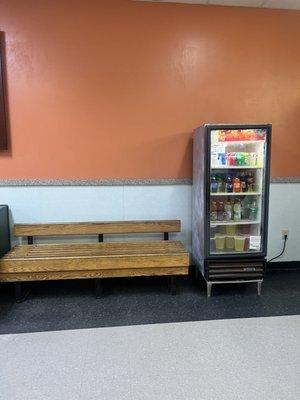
xmin=203 ymin=123 xmax=272 ymax=260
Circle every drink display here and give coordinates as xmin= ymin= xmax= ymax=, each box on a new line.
xmin=192 ymin=124 xmax=271 ymax=295
xmin=207 ymin=126 xmax=269 ymax=254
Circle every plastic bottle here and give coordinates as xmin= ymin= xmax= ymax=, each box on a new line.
xmin=210 ymin=174 xmax=218 ymax=193
xmin=246 ymin=172 xmax=254 ymax=192
xmin=249 ymin=199 xmax=258 ymax=221
xmin=217 ymin=201 xmax=224 ymax=221
xmin=233 ymin=199 xmax=241 ymax=221
xmin=225 ymin=175 xmax=233 ymax=193
xmin=217 ymin=175 xmax=223 ymax=193
xmin=224 ymin=201 xmax=232 ymax=221
xmin=233 ymin=176 xmax=241 ymax=192
xmin=210 ymin=201 xmax=218 ymax=221
xmin=240 ymin=172 xmax=247 ymax=192
xmin=241 ymin=198 xmax=246 ymax=220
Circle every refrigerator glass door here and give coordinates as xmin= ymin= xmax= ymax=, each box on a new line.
xmin=209 ymin=128 xmax=267 ymax=255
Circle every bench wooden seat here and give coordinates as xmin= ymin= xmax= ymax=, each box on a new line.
xmin=0 ymin=220 xmax=189 ymax=300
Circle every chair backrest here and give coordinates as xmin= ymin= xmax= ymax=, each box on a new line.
xmin=14 ymin=220 xmax=181 ymax=243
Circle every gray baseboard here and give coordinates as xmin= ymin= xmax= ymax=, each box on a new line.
xmin=267 ymin=261 xmax=300 ymax=271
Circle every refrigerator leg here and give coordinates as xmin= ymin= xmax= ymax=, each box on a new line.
xmin=257 ymin=281 xmax=262 ymax=296
xmin=207 ymin=282 xmax=212 ymax=297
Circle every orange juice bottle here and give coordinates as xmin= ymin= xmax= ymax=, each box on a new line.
xmin=233 ymin=176 xmax=241 ymax=192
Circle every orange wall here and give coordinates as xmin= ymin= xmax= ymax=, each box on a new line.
xmin=0 ymin=0 xmax=299 ymax=179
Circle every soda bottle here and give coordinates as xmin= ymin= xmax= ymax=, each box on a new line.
xmin=224 ymin=201 xmax=232 ymax=221
xmin=210 ymin=201 xmax=218 ymax=221
xmin=227 ymin=152 xmax=236 ymax=166
xmin=246 ymin=172 xmax=254 ymax=192
xmin=217 ymin=175 xmax=223 ymax=192
xmin=233 ymin=199 xmax=241 ymax=221
xmin=249 ymin=199 xmax=258 ymax=221
xmin=236 ymin=153 xmax=243 ymax=166
xmin=240 ymin=172 xmax=247 ymax=192
xmin=225 ymin=175 xmax=233 ymax=193
xmin=244 ymin=152 xmax=250 ymax=166
xmin=241 ymin=198 xmax=247 ymax=220
xmin=249 ymin=153 xmax=257 ymax=166
xmin=217 ymin=201 xmax=224 ymax=221
xmin=233 ymin=176 xmax=241 ymax=192
xmin=210 ymin=174 xmax=218 ymax=193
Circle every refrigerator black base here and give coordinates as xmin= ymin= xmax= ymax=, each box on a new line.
xmin=197 ymin=258 xmax=266 ymax=297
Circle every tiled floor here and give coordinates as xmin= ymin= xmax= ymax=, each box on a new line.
xmin=0 ymin=270 xmax=299 ymax=334
xmin=0 ymin=315 xmax=299 ymax=400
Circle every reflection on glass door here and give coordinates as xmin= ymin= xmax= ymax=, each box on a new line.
xmin=209 ymin=128 xmax=267 ymax=255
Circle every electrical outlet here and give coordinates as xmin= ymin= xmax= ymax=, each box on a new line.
xmin=282 ymin=229 xmax=289 ymax=240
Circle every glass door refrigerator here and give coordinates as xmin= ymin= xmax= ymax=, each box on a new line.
xmin=192 ymin=124 xmax=271 ymax=297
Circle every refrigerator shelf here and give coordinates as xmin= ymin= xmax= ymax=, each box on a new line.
xmin=218 ymin=140 xmax=265 ymax=145
xmin=211 ymin=166 xmax=263 ymax=169
xmin=210 ymin=192 xmax=261 ymax=196
xmin=210 ymin=220 xmax=260 ymax=226
xmin=210 ymin=250 xmax=258 ymax=255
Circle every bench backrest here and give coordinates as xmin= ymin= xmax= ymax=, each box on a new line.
xmin=14 ymin=220 xmax=181 ymax=243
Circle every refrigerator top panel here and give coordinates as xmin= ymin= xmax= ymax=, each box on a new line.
xmin=208 ymin=126 xmax=270 ymax=258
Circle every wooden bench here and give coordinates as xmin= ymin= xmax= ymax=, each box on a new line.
xmin=0 ymin=220 xmax=189 ymax=301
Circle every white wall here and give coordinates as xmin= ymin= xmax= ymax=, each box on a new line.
xmin=0 ymin=183 xmax=299 ymax=262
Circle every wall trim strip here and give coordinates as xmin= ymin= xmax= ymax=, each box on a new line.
xmin=0 ymin=177 xmax=298 ymax=187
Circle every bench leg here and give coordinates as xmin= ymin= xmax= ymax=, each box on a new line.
xmin=169 ymin=276 xmax=178 ymax=296
xmin=95 ymin=279 xmax=103 ymax=298
xmin=15 ymin=282 xmax=30 ymax=303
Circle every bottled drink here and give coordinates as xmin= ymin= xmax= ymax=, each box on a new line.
xmin=249 ymin=152 xmax=257 ymax=166
xmin=241 ymin=198 xmax=247 ymax=220
xmin=240 ymin=172 xmax=247 ymax=192
xmin=225 ymin=175 xmax=233 ymax=193
xmin=233 ymin=176 xmax=241 ymax=192
xmin=233 ymin=199 xmax=241 ymax=221
xmin=227 ymin=152 xmax=236 ymax=166
xmin=210 ymin=201 xmax=218 ymax=221
xmin=244 ymin=153 xmax=250 ymax=166
xmin=249 ymin=199 xmax=258 ymax=221
xmin=217 ymin=175 xmax=223 ymax=192
xmin=217 ymin=201 xmax=224 ymax=221
xmin=246 ymin=173 xmax=254 ymax=192
xmin=236 ymin=153 xmax=244 ymax=166
xmin=224 ymin=201 xmax=232 ymax=221
xmin=210 ymin=174 xmax=218 ymax=193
